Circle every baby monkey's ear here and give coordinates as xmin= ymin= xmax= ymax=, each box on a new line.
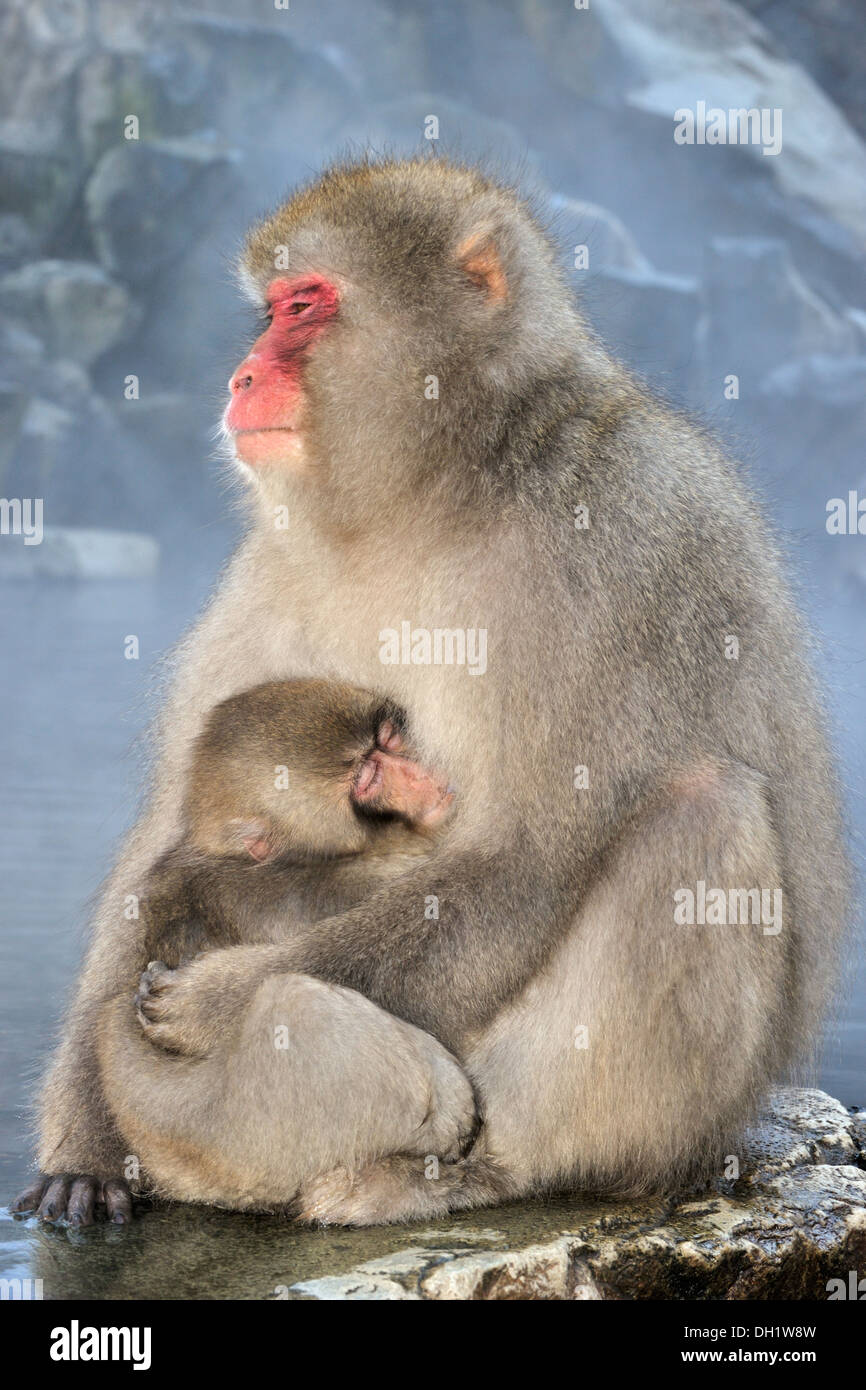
xmin=224 ymin=817 xmax=274 ymax=862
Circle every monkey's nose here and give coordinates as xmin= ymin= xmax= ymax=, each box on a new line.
xmin=229 ymin=360 xmax=256 ymax=393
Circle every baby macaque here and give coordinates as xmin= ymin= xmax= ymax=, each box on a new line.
xmin=139 ymin=679 xmax=453 ymax=970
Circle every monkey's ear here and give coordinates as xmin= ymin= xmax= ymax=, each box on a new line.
xmin=456 ymin=232 xmax=508 ymax=304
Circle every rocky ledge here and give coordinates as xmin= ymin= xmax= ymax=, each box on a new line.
xmin=292 ymin=1089 xmax=866 ymax=1300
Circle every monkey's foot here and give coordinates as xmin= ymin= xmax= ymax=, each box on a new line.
xmin=294 ymin=1163 xmax=391 ymax=1226
xmin=294 ymin=1155 xmax=465 ymax=1227
xmin=10 ymin=1173 xmax=132 ymax=1227
xmin=408 ymin=1048 xmax=480 ymax=1163
xmin=294 ymin=1148 xmax=513 ymax=1227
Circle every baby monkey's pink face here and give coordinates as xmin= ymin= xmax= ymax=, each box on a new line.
xmin=351 ymin=717 xmax=454 ymax=829
xmin=239 ymin=714 xmax=454 ymax=864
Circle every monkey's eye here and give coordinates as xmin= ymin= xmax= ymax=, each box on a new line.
xmin=288 ymin=302 xmax=312 ymax=315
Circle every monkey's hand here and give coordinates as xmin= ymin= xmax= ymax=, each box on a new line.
xmin=135 ymin=955 xmax=254 ymax=1057
xmin=10 ymin=1173 xmax=132 ymax=1227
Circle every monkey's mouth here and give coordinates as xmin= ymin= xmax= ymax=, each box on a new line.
xmin=231 ymin=426 xmax=301 ymax=468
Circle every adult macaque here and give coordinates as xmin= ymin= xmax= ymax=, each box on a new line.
xmin=14 ymin=158 xmax=848 ymax=1226
xmin=138 ymin=677 xmax=454 ymax=974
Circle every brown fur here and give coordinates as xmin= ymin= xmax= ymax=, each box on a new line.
xmin=17 ymin=156 xmax=849 ymax=1226
xmin=138 ymin=677 xmax=444 ymax=970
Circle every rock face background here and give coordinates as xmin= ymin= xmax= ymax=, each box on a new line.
xmin=0 ymin=3 xmax=864 ymax=1120
xmin=3 ymin=0 xmax=866 ymax=549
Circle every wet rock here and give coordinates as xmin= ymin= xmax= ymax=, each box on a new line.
xmin=550 ymin=194 xmax=651 ymax=274
xmin=291 ymin=1088 xmax=866 ymax=1300
xmin=748 ymin=355 xmax=866 ymax=533
xmin=173 ymin=14 xmax=358 ymax=159
xmin=0 ymin=121 xmax=82 ymax=253
xmin=0 ymin=214 xmax=32 ymax=272
xmin=522 ymin=0 xmax=866 ymax=297
xmin=334 ymin=95 xmax=539 ymax=173
xmin=697 ymin=238 xmax=859 ymax=393
xmin=735 ymin=1087 xmax=858 ymax=1180
xmin=0 ymin=260 xmax=138 ymax=366
xmin=75 ymin=46 xmax=212 ymax=165
xmin=85 ymin=137 xmax=240 ymax=283
xmin=584 ymin=265 xmax=700 ymax=388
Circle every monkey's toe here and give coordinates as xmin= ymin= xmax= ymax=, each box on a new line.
xmin=14 ymin=1172 xmax=129 ymax=1226
xmin=10 ymin=1175 xmax=49 ymax=1215
xmin=36 ymin=1174 xmax=70 ymax=1222
xmin=102 ymin=1178 xmax=132 ymax=1224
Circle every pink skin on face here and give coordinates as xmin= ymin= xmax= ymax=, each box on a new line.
xmin=225 ymin=276 xmax=340 ymax=467
xmin=353 ymin=749 xmax=454 ymax=828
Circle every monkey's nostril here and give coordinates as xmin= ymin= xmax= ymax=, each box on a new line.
xmin=234 ymin=374 xmax=253 ymax=392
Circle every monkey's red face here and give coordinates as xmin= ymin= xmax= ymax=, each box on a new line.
xmin=225 ymin=276 xmax=340 ymax=467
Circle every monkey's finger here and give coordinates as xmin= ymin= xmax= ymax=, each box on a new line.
xmin=10 ymin=1176 xmax=48 ymax=1213
xmin=139 ymin=964 xmax=171 ymax=996
xmin=37 ymin=1175 xmax=70 ymax=1222
xmin=102 ymin=1179 xmax=132 ymax=1224
xmin=67 ymin=1175 xmax=98 ymax=1227
xmin=136 ymin=1019 xmax=192 ymax=1056
xmin=135 ymin=994 xmax=165 ymax=1026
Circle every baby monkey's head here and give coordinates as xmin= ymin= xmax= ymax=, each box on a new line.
xmin=184 ymin=679 xmax=454 ymax=864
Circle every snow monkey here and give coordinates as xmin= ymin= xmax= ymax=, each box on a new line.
xmin=138 ymin=677 xmax=455 ymax=976
xmin=14 ymin=157 xmax=848 ymax=1227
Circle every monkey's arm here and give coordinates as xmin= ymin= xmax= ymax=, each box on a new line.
xmin=262 ymin=848 xmax=575 ymax=1049
xmin=140 ymin=859 xmax=211 ymax=970
xmin=136 ymin=846 xmax=575 ymax=1055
